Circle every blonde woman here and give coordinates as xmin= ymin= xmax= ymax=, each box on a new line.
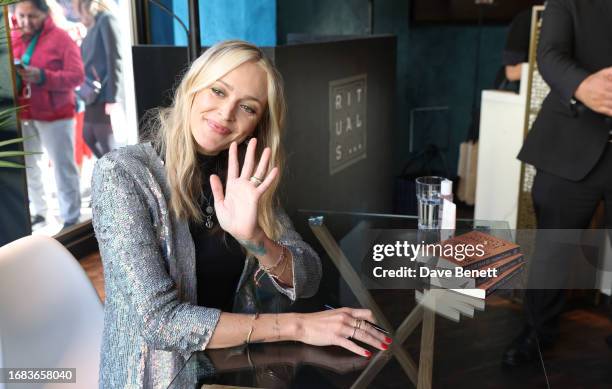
xmin=92 ymin=40 xmax=391 ymax=388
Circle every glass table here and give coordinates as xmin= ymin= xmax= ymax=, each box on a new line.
xmin=168 ymin=211 xmax=547 ymax=389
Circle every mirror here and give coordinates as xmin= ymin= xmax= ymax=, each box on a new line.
xmin=7 ymin=0 xmax=138 ymax=237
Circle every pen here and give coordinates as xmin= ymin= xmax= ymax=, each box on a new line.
xmin=324 ymin=304 xmax=390 ymax=335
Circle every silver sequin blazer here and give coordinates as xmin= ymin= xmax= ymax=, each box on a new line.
xmin=91 ymin=143 xmax=322 ymax=389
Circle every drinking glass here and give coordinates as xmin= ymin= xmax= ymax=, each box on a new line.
xmin=416 ymin=176 xmax=443 ymax=230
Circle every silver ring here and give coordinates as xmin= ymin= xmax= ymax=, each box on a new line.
xmin=250 ymin=175 xmax=263 ymax=186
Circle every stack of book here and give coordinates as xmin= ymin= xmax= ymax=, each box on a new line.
xmin=415 ymin=288 xmax=485 ymax=322
xmin=430 ymin=230 xmax=524 ymax=299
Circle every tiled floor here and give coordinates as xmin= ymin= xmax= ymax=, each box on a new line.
xmin=30 ymin=155 xmax=95 ymax=236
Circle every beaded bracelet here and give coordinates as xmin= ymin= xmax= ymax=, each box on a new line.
xmin=266 ymin=247 xmax=286 ymax=271
xmin=254 ymin=244 xmax=287 ymax=287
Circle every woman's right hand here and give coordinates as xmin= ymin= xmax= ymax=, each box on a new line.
xmin=210 ymin=139 xmax=278 ymax=242
xmin=294 ymin=308 xmax=392 ymax=357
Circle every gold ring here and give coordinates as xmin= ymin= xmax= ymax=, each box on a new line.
xmin=250 ymin=175 xmax=263 ymax=186
xmin=350 ymin=319 xmax=362 ymax=339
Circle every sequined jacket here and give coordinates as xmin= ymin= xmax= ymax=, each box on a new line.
xmin=91 ymin=143 xmax=322 ymax=389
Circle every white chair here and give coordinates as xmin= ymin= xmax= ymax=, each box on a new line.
xmin=0 ymin=235 xmax=103 ymax=389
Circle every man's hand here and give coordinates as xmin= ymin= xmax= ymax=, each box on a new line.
xmin=505 ymin=63 xmax=523 ymax=82
xmin=17 ymin=66 xmax=43 ymax=84
xmin=574 ymin=67 xmax=612 ymax=116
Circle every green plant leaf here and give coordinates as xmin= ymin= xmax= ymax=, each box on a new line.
xmin=0 ymin=104 xmax=27 ymax=168
xmin=0 ymin=106 xmax=21 ymax=115
xmin=0 ymin=160 xmax=25 ymax=168
xmin=0 ymin=107 xmax=21 ymax=129
xmin=0 ymin=1 xmax=20 ymax=6
xmin=0 ymin=119 xmax=17 ymax=129
xmin=0 ymin=150 xmax=40 ymax=157
xmin=0 ymin=137 xmax=27 ymax=148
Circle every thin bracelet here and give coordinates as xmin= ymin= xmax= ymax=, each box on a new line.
xmin=269 ymin=250 xmax=289 ymax=280
xmin=254 ymin=244 xmax=287 ymax=287
xmin=261 ymin=244 xmax=286 ymax=272
xmin=245 ymin=312 xmax=260 ymax=344
xmin=270 ymin=246 xmax=293 ymax=283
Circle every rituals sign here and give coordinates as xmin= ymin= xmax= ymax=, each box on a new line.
xmin=329 ymin=74 xmax=367 ymax=175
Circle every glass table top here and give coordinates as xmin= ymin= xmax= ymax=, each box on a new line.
xmin=168 ymin=211 xmax=551 ymax=389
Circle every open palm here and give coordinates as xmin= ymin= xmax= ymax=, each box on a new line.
xmin=210 ymin=139 xmax=278 ymax=241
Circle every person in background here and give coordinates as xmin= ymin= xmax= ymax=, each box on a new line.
xmin=504 ymin=0 xmax=612 ymax=366
xmin=494 ymin=5 xmax=538 ymax=91
xmin=44 ymin=0 xmax=93 ymax=172
xmin=92 ymin=40 xmax=391 ymax=389
xmin=72 ymin=0 xmax=122 ymax=158
xmin=11 ymin=0 xmax=84 ymax=229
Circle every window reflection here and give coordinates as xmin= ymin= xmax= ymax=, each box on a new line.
xmin=9 ymin=0 xmax=136 ymax=236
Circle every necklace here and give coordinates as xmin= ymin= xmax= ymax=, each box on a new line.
xmin=203 ymin=194 xmax=215 ymax=229
xmin=199 ymin=153 xmax=223 ymax=230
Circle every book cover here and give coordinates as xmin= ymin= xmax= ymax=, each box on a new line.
xmin=438 ymin=230 xmax=521 ymax=271
xmin=430 ymin=253 xmax=524 ymax=290
xmin=474 ymin=253 xmax=525 ymax=286
xmin=451 ymin=262 xmax=525 ymax=299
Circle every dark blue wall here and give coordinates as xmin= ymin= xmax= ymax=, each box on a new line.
xmin=276 ymin=0 xmax=369 ymax=42
xmin=277 ymin=0 xmax=507 ymax=174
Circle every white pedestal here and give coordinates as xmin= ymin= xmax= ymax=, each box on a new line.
xmin=474 ymin=65 xmax=528 ymax=229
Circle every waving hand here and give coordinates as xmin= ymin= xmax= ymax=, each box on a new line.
xmin=209 ymin=138 xmax=278 ymax=241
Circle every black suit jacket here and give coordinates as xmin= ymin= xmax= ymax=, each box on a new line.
xmin=517 ymin=0 xmax=612 ymax=181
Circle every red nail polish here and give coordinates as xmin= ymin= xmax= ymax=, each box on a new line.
xmin=381 ymin=343 xmax=388 ymax=350
xmin=385 ymin=336 xmax=393 ymax=344
xmin=364 ymin=350 xmax=372 ymax=358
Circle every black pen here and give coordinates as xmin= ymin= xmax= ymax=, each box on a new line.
xmin=324 ymin=304 xmax=390 ymax=335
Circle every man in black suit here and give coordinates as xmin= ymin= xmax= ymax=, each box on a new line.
xmin=503 ymin=0 xmax=612 ymax=366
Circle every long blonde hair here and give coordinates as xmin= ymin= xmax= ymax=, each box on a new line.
xmin=155 ymin=40 xmax=287 ymax=240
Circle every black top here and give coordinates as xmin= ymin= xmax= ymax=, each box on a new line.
xmin=190 ymin=153 xmax=245 ymax=312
